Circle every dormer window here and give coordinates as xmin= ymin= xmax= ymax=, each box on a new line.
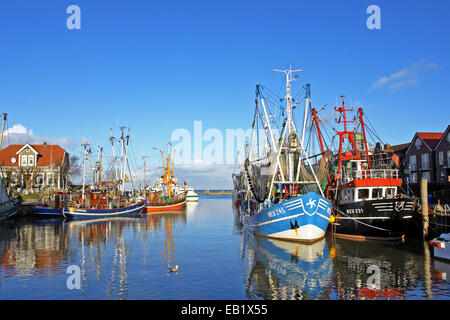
xmin=21 ymin=155 xmax=27 ymax=166
xmin=28 ymin=155 xmax=34 ymax=166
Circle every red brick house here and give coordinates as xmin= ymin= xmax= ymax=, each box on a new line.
xmin=0 ymin=143 xmax=70 ymax=192
xmin=435 ymin=125 xmax=450 ymax=183
xmin=402 ymin=130 xmax=445 ymax=183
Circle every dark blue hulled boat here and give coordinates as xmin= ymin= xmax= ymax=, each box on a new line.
xmin=63 ymin=200 xmax=145 ymax=220
xmin=33 ymin=192 xmax=68 ymax=217
xmin=34 ymin=206 xmax=63 ymax=217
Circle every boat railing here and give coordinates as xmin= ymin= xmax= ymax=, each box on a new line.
xmin=351 ymin=169 xmax=399 ymax=180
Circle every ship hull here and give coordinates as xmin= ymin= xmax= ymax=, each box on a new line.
xmin=243 ymin=192 xmax=332 ymax=243
xmin=63 ymin=201 xmax=145 ymax=219
xmin=143 ymin=199 xmax=186 ymax=213
xmin=0 ymin=202 xmax=18 ymax=221
xmin=33 ymin=206 xmax=63 ymax=217
xmin=330 ymin=198 xmax=414 ymax=240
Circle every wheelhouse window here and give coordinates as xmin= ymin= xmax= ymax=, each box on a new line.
xmin=372 ymin=188 xmax=383 ymax=199
xmin=386 ymin=188 xmax=396 ymax=199
xmin=357 ymin=188 xmax=369 ymax=200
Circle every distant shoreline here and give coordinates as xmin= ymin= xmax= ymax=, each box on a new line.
xmin=196 ymin=190 xmax=233 ymax=195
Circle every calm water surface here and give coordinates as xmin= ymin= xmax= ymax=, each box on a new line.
xmin=0 ymin=195 xmax=448 ymax=300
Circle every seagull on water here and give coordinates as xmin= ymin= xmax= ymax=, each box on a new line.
xmin=168 ymin=265 xmax=179 ymax=272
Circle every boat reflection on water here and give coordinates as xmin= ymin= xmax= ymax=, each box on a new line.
xmin=242 ymin=230 xmax=333 ymax=300
xmin=0 ymin=218 xmax=68 ymax=278
xmin=329 ymin=236 xmax=424 ymax=300
xmin=63 ymin=211 xmax=187 ymax=297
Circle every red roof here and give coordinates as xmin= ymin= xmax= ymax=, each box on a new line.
xmin=0 ymin=144 xmax=67 ymax=167
xmin=416 ymin=132 xmax=443 ymax=150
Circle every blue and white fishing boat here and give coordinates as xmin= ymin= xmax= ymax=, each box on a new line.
xmin=244 ymin=192 xmax=331 ymax=242
xmin=237 ymin=64 xmax=332 ymax=242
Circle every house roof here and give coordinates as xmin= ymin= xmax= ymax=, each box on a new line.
xmin=416 ymin=132 xmax=443 ymax=150
xmin=0 ymin=144 xmax=67 ymax=167
xmin=435 ymin=125 xmax=450 ymax=150
xmin=385 ymin=143 xmax=410 ymax=153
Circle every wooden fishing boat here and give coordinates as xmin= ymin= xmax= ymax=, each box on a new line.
xmin=143 ymin=145 xmax=186 ymax=213
xmin=63 ymin=129 xmax=145 ymax=219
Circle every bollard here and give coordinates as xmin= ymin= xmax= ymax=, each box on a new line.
xmin=420 ymin=177 xmax=429 ymax=239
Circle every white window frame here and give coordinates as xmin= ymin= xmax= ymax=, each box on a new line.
xmin=21 ymin=155 xmax=27 ymax=166
xmin=28 ymin=155 xmax=34 ymax=166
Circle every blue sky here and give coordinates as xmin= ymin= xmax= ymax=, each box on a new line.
xmin=0 ymin=0 xmax=449 ymax=188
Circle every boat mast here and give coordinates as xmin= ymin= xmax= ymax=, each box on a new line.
xmin=273 ymin=64 xmax=302 ymax=185
xmin=0 ymin=113 xmax=7 ymax=150
xmin=357 ymin=108 xmax=371 ymax=169
xmin=334 ymin=96 xmax=361 ymax=178
xmin=110 ymin=129 xmax=120 ymax=183
xmin=119 ymin=126 xmax=126 ymax=194
xmin=81 ymin=143 xmax=89 ymax=203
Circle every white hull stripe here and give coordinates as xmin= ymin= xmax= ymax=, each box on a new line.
xmin=248 ymin=211 xmax=329 ymax=228
xmin=65 ymin=204 xmax=144 ymax=216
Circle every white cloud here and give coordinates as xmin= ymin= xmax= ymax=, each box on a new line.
xmin=2 ymin=123 xmax=75 ymax=149
xmin=370 ymin=59 xmax=439 ymax=91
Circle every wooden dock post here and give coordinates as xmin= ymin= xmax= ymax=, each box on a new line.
xmin=420 ymin=177 xmax=429 ymax=239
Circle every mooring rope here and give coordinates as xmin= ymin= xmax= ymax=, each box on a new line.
xmin=332 ymin=205 xmax=392 ymax=232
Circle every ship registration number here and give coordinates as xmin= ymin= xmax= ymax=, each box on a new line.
xmin=268 ymin=207 xmax=286 ymax=218
xmin=346 ymin=208 xmax=364 ymax=214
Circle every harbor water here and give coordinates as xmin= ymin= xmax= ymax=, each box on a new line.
xmin=0 ymin=195 xmax=448 ymax=300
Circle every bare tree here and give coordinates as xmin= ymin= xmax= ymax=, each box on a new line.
xmin=69 ymin=155 xmax=81 ymax=184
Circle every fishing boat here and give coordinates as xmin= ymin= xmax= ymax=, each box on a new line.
xmin=0 ymin=179 xmax=19 ymax=221
xmin=237 ymin=65 xmax=332 ymax=243
xmin=0 ymin=113 xmax=19 ymax=220
xmin=185 ymin=186 xmax=199 ymax=202
xmin=143 ymin=144 xmax=186 ymax=213
xmin=34 ymin=191 xmax=67 ymax=217
xmin=63 ymin=129 xmax=145 ymax=219
xmin=325 ymin=97 xmax=414 ymax=240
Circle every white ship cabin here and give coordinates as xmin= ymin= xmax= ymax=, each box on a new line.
xmin=337 ymin=159 xmax=400 ymax=204
xmin=339 ymin=185 xmax=398 ymax=204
